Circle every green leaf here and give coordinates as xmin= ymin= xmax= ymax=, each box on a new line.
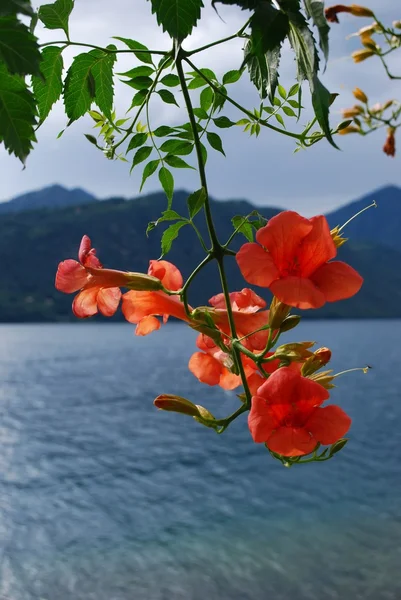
xmin=213 ymin=116 xmax=235 ymax=128
xmin=311 ymin=74 xmax=338 ymax=148
xmin=232 ymin=215 xmax=254 ymax=243
xmin=193 ymin=107 xmax=208 ymax=120
xmin=129 ymin=89 xmax=148 ymax=109
xmin=0 ymin=64 xmax=37 ymax=163
xmin=159 ymin=166 xmax=174 ymax=207
xmin=90 ymin=45 xmax=116 ymax=119
xmin=161 ymin=221 xmax=188 ymax=256
xmin=303 ymin=0 xmax=330 ymax=62
xmin=31 ymin=45 xmax=63 ymax=122
xmin=200 ymin=86 xmax=213 ymax=112
xmin=140 ymin=159 xmax=160 ymax=191
xmin=160 ymin=139 xmax=193 ymax=155
xmin=187 ymin=187 xmax=206 ymax=219
xmin=159 ymin=209 xmax=183 ymax=221
xmin=288 ymin=83 xmax=299 ymax=96
xmin=212 ymin=84 xmax=228 ymax=112
xmin=119 ymin=66 xmax=154 ymax=78
xmin=0 ymin=1 xmax=34 ymax=17
xmin=157 ymin=88 xmax=179 ymax=106
xmin=278 ymin=84 xmax=286 ymax=99
xmin=38 ymin=0 xmax=73 ymax=37
xmin=126 ymin=132 xmax=148 ymax=153
xmin=275 ymin=113 xmax=285 ymax=127
xmin=124 ymin=75 xmax=153 ymax=90
xmin=188 ymin=77 xmax=207 ymax=90
xmin=160 ymin=73 xmax=180 ymax=87
xmin=148 ymin=0 xmax=204 ymax=42
xmin=200 ymin=142 xmax=207 ymax=165
xmin=0 ymin=15 xmax=41 ymax=76
xmin=164 ymin=154 xmax=194 ymax=169
xmin=84 ymin=133 xmax=98 ymax=146
xmin=287 ymin=98 xmax=300 ymax=108
xmin=244 ymin=39 xmax=281 ymax=103
xmin=206 ymin=131 xmax=225 ymax=155
xmin=131 ymin=145 xmax=152 ymax=170
xmin=222 ymin=69 xmax=242 ymax=85
xmin=282 ymin=105 xmax=296 ymax=117
xmin=113 ymin=37 xmax=153 ymax=64
xmin=153 ymin=125 xmax=176 ymax=137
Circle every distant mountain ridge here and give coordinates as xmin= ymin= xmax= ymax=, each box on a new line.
xmin=0 ymin=184 xmax=97 ymax=214
xmin=0 ymin=184 xmax=400 ymax=321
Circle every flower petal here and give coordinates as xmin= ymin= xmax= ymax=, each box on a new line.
xmin=97 ymin=287 xmax=121 ymax=317
xmin=270 ymin=276 xmax=325 ymax=309
xmin=72 ymin=287 xmax=99 ymax=318
xmin=256 ymin=211 xmax=312 ymax=273
xmin=267 ymin=427 xmax=317 ymax=457
xmin=298 ymin=216 xmax=337 ymax=277
xmin=311 ymin=261 xmax=363 ymax=303
xmin=219 ymin=368 xmax=242 ymax=390
xmin=55 ymin=259 xmax=88 ymax=293
xmin=136 ymin=315 xmax=161 ymax=336
xmin=257 ymin=367 xmax=329 ymax=408
xmin=122 ymin=291 xmax=189 ymax=324
xmin=236 ymin=243 xmax=279 ymax=288
xmin=306 ymin=405 xmax=351 ymax=445
xmin=78 ymin=235 xmax=102 ymax=268
xmin=188 ymin=352 xmax=222 ymax=386
xmin=209 ymin=288 xmax=266 ymax=313
xmin=248 ymin=396 xmax=277 ymax=443
xmin=148 ymin=260 xmax=183 ymax=291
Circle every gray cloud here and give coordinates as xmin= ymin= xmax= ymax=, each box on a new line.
xmin=1 ymin=0 xmax=400 ymax=214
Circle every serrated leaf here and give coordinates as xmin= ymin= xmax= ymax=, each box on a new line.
xmin=148 ymin=0 xmax=204 ymax=42
xmin=90 ymin=45 xmax=116 ymax=119
xmin=159 ymin=209 xmax=183 ymax=221
xmin=113 ymin=37 xmax=153 ymax=64
xmin=206 ymin=131 xmax=225 ymax=155
xmin=126 ymin=132 xmax=148 ymax=153
xmin=164 ymin=154 xmax=194 ymax=169
xmin=232 ymin=215 xmax=253 ymax=242
xmin=140 ymin=159 xmax=160 ymax=191
xmin=159 ymin=166 xmax=174 ymax=207
xmin=32 ymin=45 xmax=63 ymax=122
xmin=303 ymin=0 xmax=330 ymax=62
xmin=187 ymin=187 xmax=206 ymax=219
xmin=0 ymin=15 xmax=41 ymax=76
xmin=161 ymin=221 xmax=188 ymax=256
xmin=157 ymin=88 xmax=178 ymax=106
xmin=160 ymin=73 xmax=179 ymax=87
xmin=119 ymin=66 xmax=154 ymax=78
xmin=0 ymin=1 xmax=34 ymax=17
xmin=38 ymin=0 xmax=73 ymax=37
xmin=63 ymin=53 xmax=96 ymax=120
xmin=0 ymin=64 xmax=37 ymax=163
xmin=160 ymin=139 xmax=193 ymax=155
xmin=213 ymin=116 xmax=235 ymax=128
xmin=200 ymin=86 xmax=213 ymax=112
xmin=222 ymin=69 xmax=242 ymax=85
xmin=131 ymin=145 xmax=152 ymax=171
xmin=244 ymin=39 xmax=281 ymax=103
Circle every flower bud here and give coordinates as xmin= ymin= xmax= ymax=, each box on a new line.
xmin=352 ymin=48 xmax=375 ymax=62
xmin=275 ymin=341 xmax=315 ymax=362
xmin=393 ymin=20 xmax=401 ymax=29
xmin=329 ymin=438 xmax=348 ymax=456
xmin=279 ymin=314 xmax=301 ymax=333
xmin=338 ymin=125 xmax=360 ymax=135
xmin=382 ymin=100 xmax=394 ymax=110
xmin=350 ymin=5 xmax=374 ymax=17
xmin=353 ymin=88 xmax=368 ymax=103
xmin=341 ymin=106 xmax=364 ymax=118
xmin=383 ymin=127 xmax=396 ymax=157
xmin=154 ymin=394 xmax=201 ymax=417
xmin=325 ymin=4 xmax=374 ymax=24
xmin=302 ymin=347 xmax=332 ymax=377
xmin=269 ymin=297 xmax=291 ymax=329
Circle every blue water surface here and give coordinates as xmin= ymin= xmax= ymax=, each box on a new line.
xmin=0 ymin=320 xmax=400 ymax=600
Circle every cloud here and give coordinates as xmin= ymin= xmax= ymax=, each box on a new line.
xmin=2 ymin=0 xmax=401 ymax=214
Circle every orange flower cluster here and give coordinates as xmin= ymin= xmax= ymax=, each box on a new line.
xmin=56 ymin=210 xmax=364 ymax=461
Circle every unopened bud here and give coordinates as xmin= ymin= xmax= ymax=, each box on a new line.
xmin=393 ymin=20 xmax=401 ymax=29
xmin=353 ymin=87 xmax=368 ymax=103
xmin=352 ymin=48 xmax=375 ymax=62
xmin=302 ymin=347 xmax=332 ymax=377
xmin=342 ymin=106 xmax=364 ymax=118
xmin=338 ymin=125 xmax=360 ymax=135
xmin=382 ymin=100 xmax=394 ymax=110
xmin=383 ymin=127 xmax=396 ymax=157
xmin=269 ymin=297 xmax=291 ymax=329
xmin=154 ymin=394 xmax=201 ymax=417
xmin=329 ymin=438 xmax=348 ymax=456
xmin=279 ymin=314 xmax=301 ymax=333
xmin=275 ymin=341 xmax=315 ymax=362
xmin=350 ymin=5 xmax=374 ymax=18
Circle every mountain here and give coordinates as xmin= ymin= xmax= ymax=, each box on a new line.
xmin=0 ymin=184 xmax=97 ymax=214
xmin=327 ymin=185 xmax=401 ymax=253
xmin=0 ymin=185 xmax=400 ymax=322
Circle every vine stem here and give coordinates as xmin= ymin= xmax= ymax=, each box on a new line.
xmin=176 ymin=50 xmax=252 ymax=411
xmin=186 ymin=17 xmax=251 ymax=56
xmin=39 ymin=40 xmax=167 ymax=55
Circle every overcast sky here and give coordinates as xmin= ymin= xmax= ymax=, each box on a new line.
xmin=1 ymin=0 xmax=400 ymax=214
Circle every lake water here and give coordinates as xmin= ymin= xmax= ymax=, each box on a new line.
xmin=0 ymin=321 xmax=400 ymax=600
